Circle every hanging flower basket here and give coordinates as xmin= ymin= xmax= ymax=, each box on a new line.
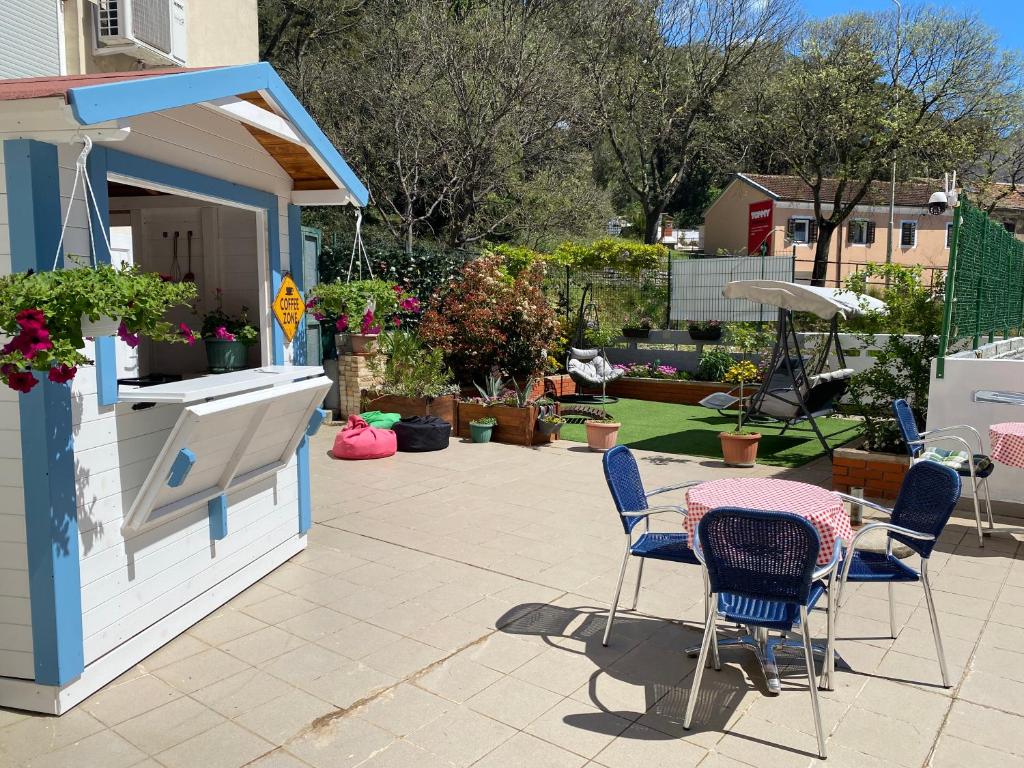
xmin=80 ymin=315 xmax=121 ymax=339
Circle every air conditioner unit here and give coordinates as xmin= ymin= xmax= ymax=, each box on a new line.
xmin=93 ymin=0 xmax=187 ymax=67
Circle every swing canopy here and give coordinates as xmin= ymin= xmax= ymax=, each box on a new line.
xmin=723 ymin=280 xmax=886 ymax=320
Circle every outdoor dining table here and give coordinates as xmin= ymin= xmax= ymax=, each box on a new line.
xmin=989 ymin=422 xmax=1024 ymax=468
xmin=683 ymin=477 xmax=852 ymax=693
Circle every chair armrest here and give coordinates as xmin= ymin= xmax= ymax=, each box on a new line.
xmin=812 ymin=543 xmax=842 ymax=583
xmin=645 ymin=480 xmax=703 ymax=498
xmin=832 ymin=492 xmax=893 ymax=517
xmin=921 ymin=424 xmax=985 ymax=452
xmin=622 ymin=505 xmax=687 ymax=531
xmin=910 ymin=434 xmax=974 ymax=456
xmin=839 ymin=522 xmax=934 ymax=600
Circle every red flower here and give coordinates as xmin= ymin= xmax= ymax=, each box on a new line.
xmin=6 ymin=370 xmax=38 ymax=393
xmin=15 ymin=309 xmax=46 ymax=329
xmin=336 ymin=314 xmax=349 ymax=332
xmin=48 ymin=364 xmax=77 ymax=384
xmin=117 ymin=321 xmax=140 ymax=348
xmin=393 ymin=316 xmax=402 ymax=328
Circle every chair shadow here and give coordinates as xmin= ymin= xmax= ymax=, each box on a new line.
xmin=495 ymin=601 xmax=816 ymax=747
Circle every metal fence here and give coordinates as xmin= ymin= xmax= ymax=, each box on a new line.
xmin=669 ymin=254 xmax=795 ymax=323
xmin=937 ymin=199 xmax=1024 ymax=377
xmin=546 ymin=261 xmax=671 ymax=333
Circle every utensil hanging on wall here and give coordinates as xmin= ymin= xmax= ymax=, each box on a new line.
xmin=184 ymin=230 xmax=195 ymax=282
xmin=171 ymin=231 xmax=182 ymax=282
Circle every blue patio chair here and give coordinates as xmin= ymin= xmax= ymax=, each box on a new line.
xmin=683 ymin=507 xmax=839 ymax=759
xmin=893 ymin=398 xmax=993 ymax=547
xmin=834 ymin=460 xmax=961 ymax=688
xmin=601 ymin=445 xmax=703 ymax=648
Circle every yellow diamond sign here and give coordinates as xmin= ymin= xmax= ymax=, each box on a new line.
xmin=273 ymin=275 xmax=305 ymax=343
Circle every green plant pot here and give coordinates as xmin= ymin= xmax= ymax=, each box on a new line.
xmin=205 ymin=339 xmax=248 ymax=373
xmin=469 ymin=422 xmax=495 ymax=443
xmin=536 ymin=419 xmax=563 ymax=436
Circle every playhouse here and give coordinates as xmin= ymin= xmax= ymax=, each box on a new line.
xmin=0 ymin=64 xmax=366 ymax=713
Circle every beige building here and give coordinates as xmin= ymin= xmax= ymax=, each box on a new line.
xmin=703 ymin=173 xmax=961 ymax=286
xmin=0 ymin=0 xmax=258 ymax=80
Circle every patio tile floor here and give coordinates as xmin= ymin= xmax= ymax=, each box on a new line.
xmin=2 ymin=433 xmax=1023 ymax=766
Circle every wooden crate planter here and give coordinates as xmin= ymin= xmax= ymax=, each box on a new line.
xmin=605 ymin=377 xmax=734 ymax=405
xmin=457 ymin=402 xmax=552 ymax=445
xmin=361 ymin=392 xmax=458 ymax=426
xmin=832 ymin=437 xmax=910 ymax=501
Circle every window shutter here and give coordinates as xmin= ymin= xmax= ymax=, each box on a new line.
xmin=847 ymin=223 xmax=855 ymax=244
xmin=786 ymin=218 xmax=795 ymax=237
xmin=866 ymin=221 xmax=876 ymax=244
xmin=808 ymin=220 xmax=818 ymax=243
xmin=901 ymin=222 xmax=915 ymax=247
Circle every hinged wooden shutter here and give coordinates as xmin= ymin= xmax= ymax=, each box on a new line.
xmin=808 ymin=220 xmax=818 ymax=243
xmin=786 ymin=218 xmax=795 ymax=237
xmin=901 ymin=222 xmax=915 ymax=247
xmin=866 ymin=221 xmax=876 ymax=243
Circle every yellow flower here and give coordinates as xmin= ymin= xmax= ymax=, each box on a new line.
xmin=723 ymin=361 xmax=758 ymax=384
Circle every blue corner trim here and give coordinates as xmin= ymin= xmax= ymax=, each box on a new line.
xmin=94 ymin=337 xmax=118 ymax=407
xmin=87 ymin=145 xmax=119 ymax=407
xmin=307 ymin=408 xmax=327 ymax=438
xmin=167 ymin=448 xmax=196 ymax=488
xmin=297 ymin=438 xmax=312 ymax=535
xmin=5 ymin=142 xmax=84 ymax=686
xmin=3 ymin=140 xmax=61 ymax=272
xmin=208 ymin=495 xmax=228 ymax=540
xmin=67 ymin=62 xmax=368 ymax=206
xmin=20 ymin=376 xmax=83 ymax=685
xmin=287 ymin=204 xmax=306 ymax=365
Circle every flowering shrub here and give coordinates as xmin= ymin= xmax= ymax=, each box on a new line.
xmin=723 ymin=360 xmax=759 ymax=384
xmin=613 ymin=362 xmax=691 ymax=380
xmin=0 ymin=263 xmax=196 ymax=393
xmin=419 ymin=255 xmax=558 ymax=382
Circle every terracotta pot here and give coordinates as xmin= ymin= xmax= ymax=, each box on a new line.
xmin=350 ymin=333 xmax=379 ymax=355
xmin=719 ymin=431 xmax=761 ymax=467
xmin=586 ymin=421 xmax=621 ymax=452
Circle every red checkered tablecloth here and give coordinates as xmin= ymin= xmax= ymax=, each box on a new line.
xmin=685 ymin=478 xmax=851 ymax=565
xmin=989 ymin=422 xmax=1024 ymax=468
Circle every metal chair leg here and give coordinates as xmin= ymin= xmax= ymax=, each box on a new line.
xmin=823 ymin=578 xmax=836 ymax=691
xmin=702 ymin=569 xmax=720 ymax=670
xmin=800 ymin=607 xmax=827 ymax=759
xmin=968 ymin=465 xmax=984 ymax=547
xmin=921 ymin=560 xmax=951 ymax=688
xmin=631 ymin=558 xmax=645 ymax=611
xmin=603 ymin=546 xmax=631 ymax=647
xmin=888 ymin=582 xmax=897 ymax=639
xmin=983 ymin=476 xmax=995 ymax=530
xmin=684 ymin=603 xmax=718 ymax=730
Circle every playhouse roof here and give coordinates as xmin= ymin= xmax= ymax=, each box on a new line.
xmin=0 ymin=63 xmax=367 ymax=207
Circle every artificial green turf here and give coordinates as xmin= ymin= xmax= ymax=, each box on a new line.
xmin=559 ymin=398 xmax=861 ymax=468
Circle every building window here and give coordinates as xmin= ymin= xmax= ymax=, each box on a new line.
xmin=847 ymin=219 xmax=875 ymax=245
xmin=900 ymin=221 xmax=917 ymax=248
xmin=946 ymin=222 xmax=953 ymax=248
xmin=1006 ymin=221 xmax=1018 ymax=235
xmin=787 ymin=217 xmax=817 ymax=244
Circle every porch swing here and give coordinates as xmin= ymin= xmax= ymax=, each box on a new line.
xmin=699 ymin=280 xmax=885 ymax=455
xmin=563 ymin=284 xmax=623 ymax=404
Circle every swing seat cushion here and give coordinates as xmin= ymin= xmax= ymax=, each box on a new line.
xmin=756 ymin=368 xmax=854 ymax=420
xmin=332 ymin=416 xmax=397 ymax=460
xmin=360 ymin=411 xmax=402 ymax=429
xmin=393 ymin=415 xmax=451 ymax=452
xmin=567 ymin=355 xmax=624 ymax=386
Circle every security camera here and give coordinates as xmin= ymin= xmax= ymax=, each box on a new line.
xmin=928 ymin=191 xmax=948 ymax=215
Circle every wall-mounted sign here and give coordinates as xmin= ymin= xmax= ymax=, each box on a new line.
xmin=272 ymin=275 xmax=305 ymax=343
xmin=747 ymin=200 xmax=774 ymax=256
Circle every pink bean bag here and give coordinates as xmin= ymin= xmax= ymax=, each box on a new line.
xmin=331 ymin=415 xmax=397 ymax=460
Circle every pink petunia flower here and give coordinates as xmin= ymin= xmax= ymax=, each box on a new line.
xmin=178 ymin=323 xmax=196 ymax=346
xmin=400 ymin=297 xmax=421 ymax=313
xmin=117 ymin=321 xmax=140 ymax=349
xmin=6 ymin=370 xmax=38 ymax=393
xmin=336 ymin=314 xmax=349 ymax=332
xmin=213 ymin=326 xmax=236 ymax=342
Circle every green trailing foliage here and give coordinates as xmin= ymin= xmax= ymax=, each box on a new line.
xmin=550 ymin=238 xmax=666 ymax=273
xmin=368 ymin=330 xmax=457 ymax=399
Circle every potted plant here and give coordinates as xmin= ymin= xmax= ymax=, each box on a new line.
xmin=469 ymin=416 xmax=497 ymax=443
xmin=719 ymin=361 xmax=761 ymax=467
xmin=622 ymin=316 xmax=654 ymax=339
xmin=200 ymin=289 xmax=259 ymax=373
xmin=364 ymin=331 xmax=459 ymax=423
xmin=0 ymin=262 xmax=197 ymax=393
xmin=585 ymin=415 xmax=621 ymax=452
xmin=687 ymin=319 xmax=722 ymax=341
xmin=307 ymin=279 xmax=420 ymax=356
xmin=537 ymin=413 xmax=566 ymax=437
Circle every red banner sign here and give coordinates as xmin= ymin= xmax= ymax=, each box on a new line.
xmin=747 ymin=200 xmax=774 ymax=255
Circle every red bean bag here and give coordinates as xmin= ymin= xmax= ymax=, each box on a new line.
xmin=331 ymin=415 xmax=397 ymax=460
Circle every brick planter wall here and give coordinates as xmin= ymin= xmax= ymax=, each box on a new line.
xmin=832 ymin=438 xmax=910 ymax=500
xmin=605 ymin=377 xmax=734 ymax=406
xmin=338 ymin=354 xmax=381 ymax=418
xmin=543 ymin=374 xmax=576 ymax=399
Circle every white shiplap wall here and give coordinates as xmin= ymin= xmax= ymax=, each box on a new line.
xmin=0 ymin=140 xmax=32 ymax=679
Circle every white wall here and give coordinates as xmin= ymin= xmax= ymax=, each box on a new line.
xmin=928 ymin=350 xmax=1024 ymax=505
xmin=0 ymin=147 xmax=10 ymax=274
xmin=0 ymin=386 xmax=31 ymax=680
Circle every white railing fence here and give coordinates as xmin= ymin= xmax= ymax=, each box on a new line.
xmin=670 ymin=255 xmax=794 ymax=323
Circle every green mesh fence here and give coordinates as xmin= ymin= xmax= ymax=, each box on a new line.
xmin=938 ymin=199 xmax=1024 ymax=377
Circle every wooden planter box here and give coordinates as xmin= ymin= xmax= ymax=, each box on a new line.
xmin=457 ymin=402 xmax=552 ymax=446
xmin=832 ymin=437 xmax=910 ymax=501
xmin=361 ymin=392 xmax=458 ymax=426
xmin=605 ymin=377 xmax=734 ymax=405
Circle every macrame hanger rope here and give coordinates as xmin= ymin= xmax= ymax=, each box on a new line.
xmin=51 ymin=136 xmax=112 ymax=271
xmin=346 ymin=207 xmax=373 ymax=282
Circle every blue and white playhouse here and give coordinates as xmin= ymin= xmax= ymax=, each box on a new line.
xmin=0 ymin=64 xmax=365 ymax=713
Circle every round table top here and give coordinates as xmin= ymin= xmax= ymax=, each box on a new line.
xmin=989 ymin=422 xmax=1024 ymax=468
xmin=685 ymin=477 xmax=850 ymax=565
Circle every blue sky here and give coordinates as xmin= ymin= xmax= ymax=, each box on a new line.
xmin=803 ymin=1 xmax=1024 ymax=54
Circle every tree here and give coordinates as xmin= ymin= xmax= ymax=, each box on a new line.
xmin=578 ymin=0 xmax=796 ymax=244
xmin=768 ymin=9 xmax=1020 ymax=285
